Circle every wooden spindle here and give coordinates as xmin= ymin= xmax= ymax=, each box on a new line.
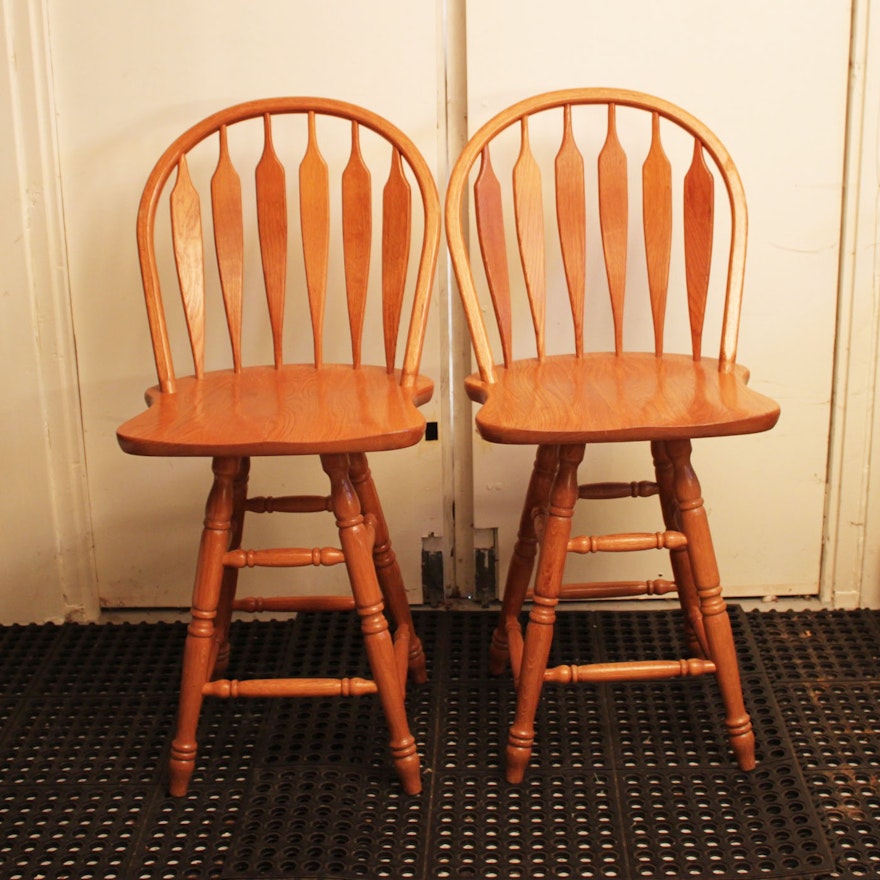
xmin=642 ymin=112 xmax=672 ymax=356
xmin=544 ymin=657 xmax=715 ymax=685
xmin=684 ymin=139 xmax=714 ymax=359
xmin=567 ymin=530 xmax=687 ymax=554
xmin=598 ymin=104 xmax=628 ymax=354
xmin=555 ymin=104 xmax=586 ymax=356
xmin=474 ymin=146 xmax=514 ymax=366
xmin=170 ymin=155 xmax=206 ymax=376
xmin=578 ymin=480 xmax=658 ymax=499
xmin=342 ymin=121 xmax=372 ymax=368
xmin=382 ymin=148 xmax=411 ymax=372
xmin=232 ymin=595 xmax=355 ymax=613
xmin=255 ymin=114 xmax=287 ymax=368
xmin=300 ymin=111 xmax=330 ymax=367
xmin=203 ymin=676 xmax=377 ymax=699
xmin=222 ymin=546 xmax=346 ymax=568
xmin=513 ymin=116 xmax=546 ymax=360
xmin=211 ymin=126 xmax=244 ymax=372
xmin=245 ymin=494 xmax=331 ymax=513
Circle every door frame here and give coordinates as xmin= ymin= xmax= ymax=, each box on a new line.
xmin=822 ymin=0 xmax=880 ymax=608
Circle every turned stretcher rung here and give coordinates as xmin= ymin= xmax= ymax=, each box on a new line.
xmin=202 ymin=676 xmax=377 ymax=698
xmin=578 ymin=480 xmax=659 ymax=499
xmin=567 ymin=530 xmax=686 ymax=554
xmin=543 ymin=657 xmax=716 ymax=684
xmin=223 ymin=546 xmax=346 ymax=568
xmin=527 ymin=578 xmax=677 ymax=601
xmin=245 ymin=494 xmax=332 ymax=513
xmin=232 ymin=595 xmax=356 ymax=613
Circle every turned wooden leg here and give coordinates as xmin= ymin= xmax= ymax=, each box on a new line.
xmin=666 ymin=438 xmax=755 ymax=771
xmin=170 ymin=456 xmax=239 ymax=797
xmin=210 ymin=457 xmax=250 ymax=680
xmin=651 ymin=441 xmax=708 ymax=659
xmin=506 ymin=443 xmax=584 ymax=783
xmin=322 ymin=452 xmax=422 ymax=794
xmin=490 ymin=444 xmax=559 ymax=677
xmin=349 ymin=452 xmax=427 ymax=684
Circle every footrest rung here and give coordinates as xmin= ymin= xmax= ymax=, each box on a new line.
xmin=232 ymin=595 xmax=356 ymax=613
xmin=578 ymin=481 xmax=658 ymax=499
xmin=543 ymin=657 xmax=715 ymax=684
xmin=245 ymin=494 xmax=332 ymax=513
xmin=223 ymin=546 xmax=346 ymax=568
xmin=203 ymin=676 xmax=377 ymax=698
xmin=527 ymin=578 xmax=677 ymax=601
xmin=567 ymin=530 xmax=686 ymax=554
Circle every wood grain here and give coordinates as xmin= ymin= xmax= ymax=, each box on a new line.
xmin=597 ymin=104 xmax=628 ymax=354
xmin=474 ymin=147 xmax=513 ymax=366
xmin=513 ymin=116 xmax=547 ymax=360
xmin=299 ymin=111 xmax=330 ymax=366
xmin=555 ymin=104 xmax=586 ymax=356
xmin=684 ymin=139 xmax=714 ymax=359
xmin=342 ymin=122 xmax=371 ymax=367
xmin=170 ymin=155 xmax=205 ymax=376
xmin=211 ymin=126 xmax=244 ymax=372
xmin=642 ymin=112 xmax=672 ymax=355
xmin=255 ymin=114 xmax=287 ymax=368
xmin=382 ymin=148 xmax=411 ymax=372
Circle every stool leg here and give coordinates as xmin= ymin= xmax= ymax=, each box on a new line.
xmin=666 ymin=439 xmax=755 ymax=771
xmin=651 ymin=441 xmax=708 ymax=658
xmin=349 ymin=452 xmax=427 ymax=684
xmin=210 ymin=456 xmax=250 ymax=679
xmin=506 ymin=443 xmax=584 ymax=783
xmin=322 ymin=453 xmax=422 ymax=794
xmin=490 ymin=445 xmax=559 ymax=677
xmin=170 ymin=456 xmax=239 ymax=797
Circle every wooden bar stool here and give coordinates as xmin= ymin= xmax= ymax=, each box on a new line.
xmin=117 ymin=99 xmax=440 ymax=795
xmin=445 ymin=89 xmax=780 ymax=782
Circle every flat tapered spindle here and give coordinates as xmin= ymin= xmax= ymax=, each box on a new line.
xmin=474 ymin=146 xmax=513 ymax=367
xmin=300 ymin=112 xmax=330 ymax=367
xmin=513 ymin=116 xmax=546 ymax=360
xmin=342 ymin=122 xmax=371 ymax=368
xmin=555 ymin=104 xmax=586 ymax=356
xmin=382 ymin=148 xmax=411 ymax=372
xmin=211 ymin=126 xmax=244 ymax=372
xmin=642 ymin=112 xmax=672 ymax=356
xmin=255 ymin=114 xmax=287 ymax=368
xmin=170 ymin=154 xmax=206 ymax=377
xmin=684 ymin=139 xmax=714 ymax=359
xmin=598 ymin=104 xmax=628 ymax=354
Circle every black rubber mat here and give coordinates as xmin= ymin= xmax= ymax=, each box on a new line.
xmin=1 ymin=608 xmax=876 ymax=878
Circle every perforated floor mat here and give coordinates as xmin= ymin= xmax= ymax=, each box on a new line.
xmin=0 ymin=608 xmax=875 ymax=878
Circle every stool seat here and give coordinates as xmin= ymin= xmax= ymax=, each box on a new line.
xmin=465 ymin=353 xmax=779 ymax=445
xmin=118 ymin=365 xmax=433 ymax=457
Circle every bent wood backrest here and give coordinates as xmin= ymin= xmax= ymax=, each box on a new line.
xmin=138 ymin=98 xmax=441 ymax=394
xmin=445 ymin=89 xmax=748 ymax=385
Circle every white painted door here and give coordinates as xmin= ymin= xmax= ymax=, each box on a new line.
xmin=48 ymin=1 xmax=445 ymax=607
xmin=462 ymin=1 xmax=851 ymax=599
xmin=39 ymin=0 xmax=854 ymax=613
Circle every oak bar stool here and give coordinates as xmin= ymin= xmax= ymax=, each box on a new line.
xmin=446 ymin=89 xmax=780 ymax=782
xmin=117 ymin=98 xmax=440 ymax=795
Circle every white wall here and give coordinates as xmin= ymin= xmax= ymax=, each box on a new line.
xmin=3 ymin=0 xmax=880 ymax=621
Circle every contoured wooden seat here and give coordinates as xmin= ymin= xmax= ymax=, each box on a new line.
xmin=446 ymin=89 xmax=780 ymax=782
xmin=118 ymin=98 xmax=440 ymax=795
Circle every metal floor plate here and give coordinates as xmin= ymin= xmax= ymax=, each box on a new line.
xmin=0 ymin=608 xmax=876 ymax=878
